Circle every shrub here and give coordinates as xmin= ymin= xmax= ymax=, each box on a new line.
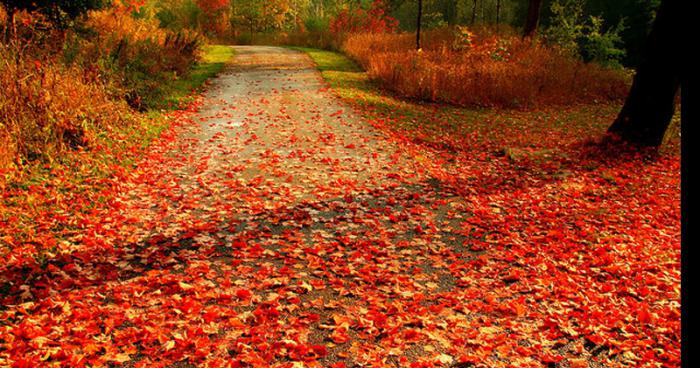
xmin=581 ymin=16 xmax=626 ymax=68
xmin=544 ymin=0 xmax=626 ymax=68
xmin=0 ymin=5 xmax=203 ymax=167
xmin=0 ymin=40 xmax=134 ymax=166
xmin=544 ymin=0 xmax=585 ymax=57
xmin=342 ymin=28 xmax=628 ymax=108
xmin=67 ymin=9 xmax=202 ymax=109
xmin=304 ymin=16 xmax=329 ymax=33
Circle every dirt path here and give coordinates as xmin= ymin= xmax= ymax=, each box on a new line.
xmin=0 ymin=47 xmax=680 ymax=367
xmin=117 ymin=46 xmax=424 ymax=243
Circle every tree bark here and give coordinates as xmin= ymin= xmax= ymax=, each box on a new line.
xmin=607 ymin=0 xmax=682 ymax=147
xmin=523 ymin=0 xmax=543 ymax=38
xmin=416 ymin=0 xmax=422 ymax=50
xmin=496 ymin=0 xmax=501 ymax=25
xmin=471 ymin=0 xmax=477 ymax=25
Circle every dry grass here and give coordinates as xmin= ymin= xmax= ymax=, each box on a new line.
xmin=0 ymin=41 xmax=134 ymax=167
xmin=342 ymin=29 xmax=629 ymax=108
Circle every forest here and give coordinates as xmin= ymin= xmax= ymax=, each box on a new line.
xmin=0 ymin=0 xmax=683 ymax=367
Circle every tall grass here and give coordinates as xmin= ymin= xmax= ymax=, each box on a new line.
xmin=0 ymin=42 xmax=134 ymax=168
xmin=342 ymin=28 xmax=629 ymax=108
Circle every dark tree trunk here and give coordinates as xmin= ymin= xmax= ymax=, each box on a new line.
xmin=416 ymin=0 xmax=422 ymax=50
xmin=496 ymin=0 xmax=501 ymax=25
xmin=607 ymin=0 xmax=682 ymax=147
xmin=471 ymin=0 xmax=477 ymax=24
xmin=523 ymin=0 xmax=543 ymax=38
xmin=3 ymin=5 xmax=14 ymax=41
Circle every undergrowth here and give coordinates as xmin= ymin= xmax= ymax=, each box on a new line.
xmin=342 ymin=28 xmax=630 ymax=108
xmin=0 ymin=7 xmax=234 ymax=256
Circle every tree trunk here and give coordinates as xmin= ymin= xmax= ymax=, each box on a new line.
xmin=606 ymin=0 xmax=682 ymax=147
xmin=523 ymin=0 xmax=543 ymax=38
xmin=471 ymin=0 xmax=477 ymax=24
xmin=496 ymin=0 xmax=501 ymax=25
xmin=481 ymin=0 xmax=485 ymax=23
xmin=3 ymin=6 xmax=14 ymax=41
xmin=416 ymin=0 xmax=422 ymax=50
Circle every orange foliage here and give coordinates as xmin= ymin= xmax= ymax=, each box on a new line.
xmin=342 ymin=29 xmax=629 ymax=108
xmin=0 ymin=7 xmax=201 ymax=167
xmin=0 ymin=41 xmax=134 ymax=166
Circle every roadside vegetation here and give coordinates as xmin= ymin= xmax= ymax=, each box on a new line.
xmin=298 ymin=47 xmax=678 ymax=156
xmin=342 ymin=29 xmax=629 ymax=108
xmin=1 ymin=2 xmax=234 ymax=256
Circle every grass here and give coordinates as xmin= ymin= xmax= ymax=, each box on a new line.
xmin=163 ymin=45 xmax=236 ymax=108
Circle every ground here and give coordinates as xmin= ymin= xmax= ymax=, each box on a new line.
xmin=0 ymin=46 xmax=680 ymax=367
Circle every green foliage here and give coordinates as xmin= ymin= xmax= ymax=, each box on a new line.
xmin=544 ymin=0 xmax=626 ymax=67
xmin=544 ymin=0 xmax=584 ymax=56
xmin=581 ymin=16 xmax=625 ymax=68
xmin=154 ymin=0 xmax=203 ymax=32
xmin=422 ymin=11 xmax=447 ymax=29
xmin=304 ymin=16 xmax=330 ymax=32
xmin=583 ymin=0 xmax=659 ymax=66
xmin=389 ymin=0 xmax=521 ymax=30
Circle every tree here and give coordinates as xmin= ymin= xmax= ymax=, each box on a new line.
xmin=415 ymin=0 xmax=422 ymax=49
xmin=606 ymin=0 xmax=682 ymax=147
xmin=1 ymin=0 xmax=105 ymax=27
xmin=522 ymin=0 xmax=542 ymax=37
xmin=495 ymin=0 xmax=500 ymax=25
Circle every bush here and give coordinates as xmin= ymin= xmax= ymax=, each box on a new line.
xmin=0 ymin=40 xmax=134 ymax=166
xmin=581 ymin=16 xmax=626 ymax=68
xmin=304 ymin=16 xmax=329 ymax=33
xmin=342 ymin=28 xmax=629 ymax=108
xmin=66 ymin=9 xmax=202 ymax=109
xmin=544 ymin=0 xmax=585 ymax=57
xmin=544 ymin=0 xmax=626 ymax=68
xmin=0 ymin=0 xmax=105 ymax=28
xmin=0 ymin=5 xmax=203 ymax=167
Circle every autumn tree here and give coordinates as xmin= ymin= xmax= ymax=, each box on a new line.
xmin=196 ymin=0 xmax=230 ymax=35
xmin=233 ymin=0 xmax=291 ymax=38
xmin=606 ymin=0 xmax=683 ymax=147
xmin=0 ymin=0 xmax=105 ymax=27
